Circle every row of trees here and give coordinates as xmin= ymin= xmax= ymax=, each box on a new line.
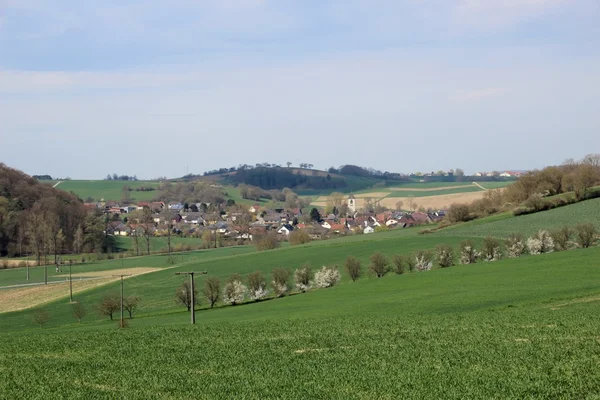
xmin=105 ymin=174 xmax=138 ymax=181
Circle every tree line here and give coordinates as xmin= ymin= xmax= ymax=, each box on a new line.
xmin=0 ymin=163 xmax=112 ymax=260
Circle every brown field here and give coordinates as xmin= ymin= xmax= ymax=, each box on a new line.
xmin=0 ymin=267 xmax=160 ymax=314
xmin=56 ymin=267 xmax=159 ymax=279
xmin=378 ymin=191 xmax=487 ymax=210
xmin=388 ymin=185 xmax=475 ymax=192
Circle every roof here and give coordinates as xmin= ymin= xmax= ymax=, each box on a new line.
xmin=348 ymin=194 xmax=356 ymax=200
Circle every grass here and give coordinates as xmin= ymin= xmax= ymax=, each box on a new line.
xmin=1 ymin=248 xmax=600 ymax=398
xmin=436 ymin=197 xmax=600 ymax=238
xmin=2 ymin=199 xmax=599 ymax=398
xmin=384 ymin=185 xmax=484 ymax=197
xmin=47 ymin=180 xmax=160 ymax=202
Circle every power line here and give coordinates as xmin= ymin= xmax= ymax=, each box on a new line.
xmin=174 ymin=271 xmax=207 ymax=324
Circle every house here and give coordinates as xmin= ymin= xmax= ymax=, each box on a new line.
xmin=182 ymin=212 xmax=204 ymax=225
xmin=249 ymin=204 xmax=261 ymax=213
xmin=209 ymin=221 xmax=228 ymax=234
xmin=148 ymin=202 xmax=165 ymax=212
xmin=321 ymin=221 xmax=332 ymax=229
xmin=277 ymin=224 xmax=294 ymax=236
xmin=363 ymin=226 xmax=375 ymax=234
xmin=304 ymin=226 xmax=327 ymax=240
xmin=329 ymin=223 xmax=346 ymax=233
xmin=411 ymin=212 xmax=431 ymax=225
xmin=398 ymin=215 xmax=416 ymax=228
xmin=385 ymin=218 xmax=399 ymax=227
xmin=168 ymin=202 xmax=184 ymax=210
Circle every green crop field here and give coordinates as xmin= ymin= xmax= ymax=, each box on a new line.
xmin=384 ymin=185 xmax=484 ymax=198
xmin=48 ymin=180 xmax=161 ymax=202
xmin=436 ymin=197 xmax=600 ymax=238
xmin=1 ymin=199 xmax=599 ymax=398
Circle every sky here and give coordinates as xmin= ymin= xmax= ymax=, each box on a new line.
xmin=1 ymin=0 xmax=599 ymax=179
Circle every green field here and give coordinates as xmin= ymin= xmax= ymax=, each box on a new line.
xmin=1 ymin=194 xmax=599 ymax=398
xmin=436 ymin=197 xmax=600 ymax=238
xmin=385 ymin=185 xmax=484 ymax=198
xmin=47 ymin=180 xmax=161 ymax=202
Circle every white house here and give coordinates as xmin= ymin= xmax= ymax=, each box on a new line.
xmin=321 ymin=221 xmax=332 ymax=229
xmin=277 ymin=224 xmax=294 ymax=235
xmin=363 ymin=226 xmax=375 ymax=234
xmin=347 ymin=194 xmax=356 ymax=213
xmin=385 ymin=219 xmax=398 ymax=227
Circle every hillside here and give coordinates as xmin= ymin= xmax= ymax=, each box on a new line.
xmin=435 ymin=197 xmax=600 ymax=238
xmin=49 ymin=180 xmax=160 ymax=202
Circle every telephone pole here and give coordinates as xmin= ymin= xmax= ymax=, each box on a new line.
xmin=175 ymin=271 xmax=207 ymax=324
xmin=68 ymin=260 xmax=73 ymax=303
xmin=113 ymin=274 xmax=131 ymax=328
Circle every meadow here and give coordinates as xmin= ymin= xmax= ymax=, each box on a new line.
xmin=47 ymin=180 xmax=161 ymax=202
xmin=1 ymin=190 xmax=599 ymax=398
xmin=436 ymin=197 xmax=600 ymax=238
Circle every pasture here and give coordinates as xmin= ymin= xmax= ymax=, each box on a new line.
xmin=48 ymin=180 xmax=161 ymax=202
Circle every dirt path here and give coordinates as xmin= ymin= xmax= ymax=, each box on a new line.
xmin=0 ymin=267 xmax=160 ymax=314
xmin=472 ymin=182 xmax=487 ymax=190
xmin=52 ymin=181 xmax=62 ymax=188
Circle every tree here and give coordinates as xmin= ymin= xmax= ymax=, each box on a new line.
xmin=271 ymin=267 xmax=291 ymax=297
xmin=447 ymin=203 xmax=471 ymax=223
xmin=395 ymin=200 xmax=404 ymax=211
xmin=72 ymin=302 xmax=87 ymax=323
xmin=176 ymin=282 xmax=198 ymax=312
xmin=202 ymin=277 xmax=221 ymax=308
xmin=550 ymin=227 xmax=571 ymax=251
xmin=369 ymin=252 xmax=389 ymax=278
xmin=459 ymin=240 xmax=480 ymax=264
xmin=289 ymin=230 xmax=310 ymax=245
xmin=121 ymin=185 xmax=131 ymax=203
xmin=33 ymin=309 xmax=51 ymax=328
xmin=575 ymin=223 xmax=597 ymax=248
xmin=481 ymin=237 xmax=502 ymax=261
xmin=309 ymin=208 xmax=322 ymax=222
xmin=455 ymin=168 xmax=465 ymax=177
xmin=123 ymin=296 xmax=140 ymax=318
xmin=414 ymin=250 xmax=434 ymax=271
xmin=436 ymin=245 xmax=454 ymax=268
xmin=392 ymin=254 xmax=405 ymax=274
xmin=287 ymin=162 xmax=292 ymax=168
xmin=345 ymin=256 xmax=362 ymax=281
xmin=572 ymin=164 xmax=599 ymax=200
xmin=294 ymin=263 xmax=313 ymax=292
xmin=314 ymin=266 xmax=341 ymax=288
xmin=256 ymin=232 xmax=279 ymax=251
xmin=247 ymin=271 xmax=268 ymax=300
xmin=98 ymin=294 xmax=120 ymax=320
xmin=223 ymin=275 xmax=247 ymax=305
xmin=73 ymin=225 xmax=84 ymax=254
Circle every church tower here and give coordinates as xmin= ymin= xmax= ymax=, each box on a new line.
xmin=347 ymin=194 xmax=356 ymax=213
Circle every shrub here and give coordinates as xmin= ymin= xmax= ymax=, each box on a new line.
xmin=575 ymin=223 xmax=597 ymax=248
xmin=72 ymin=302 xmax=86 ymax=323
xmin=447 ymin=203 xmax=472 ymax=223
xmin=223 ymin=277 xmax=247 ymax=305
xmin=345 ymin=256 xmax=362 ymax=281
xmin=523 ymin=194 xmax=550 ymax=212
xmin=98 ymin=294 xmax=120 ymax=320
xmin=1 ymin=259 xmax=9 ymax=269
xmin=392 ymin=254 xmax=405 ymax=274
xmin=527 ymin=230 xmax=554 ymax=255
xmin=482 ymin=237 xmax=502 ymax=262
xmin=436 ymin=245 xmax=454 ymax=268
xmin=18 ymin=261 xmax=27 ymax=268
xmin=202 ymin=277 xmax=221 ymax=308
xmin=459 ymin=240 xmax=480 ymax=264
xmin=294 ymin=264 xmax=313 ymax=292
xmin=256 ymin=232 xmax=280 ymax=251
xmin=369 ymin=252 xmax=389 ymax=278
xmin=505 ymin=233 xmax=526 ymax=258
xmin=550 ymin=227 xmax=572 ymax=251
xmin=414 ymin=250 xmax=433 ymax=271
xmin=33 ymin=309 xmax=51 ymax=328
xmin=271 ymin=267 xmax=291 ymax=297
xmin=247 ymin=271 xmax=269 ymax=301
xmin=406 ymin=254 xmax=416 ymax=272
xmin=289 ymin=230 xmax=311 ymax=245
xmin=314 ymin=266 xmax=341 ymax=288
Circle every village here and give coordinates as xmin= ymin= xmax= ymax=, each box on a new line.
xmin=94 ymin=194 xmax=447 ymax=243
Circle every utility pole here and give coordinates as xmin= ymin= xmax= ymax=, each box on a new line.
xmin=44 ymin=262 xmax=47 ymax=285
xmin=68 ymin=260 xmax=73 ymax=303
xmin=113 ymin=274 xmax=131 ymax=328
xmin=174 ymin=271 xmax=207 ymax=324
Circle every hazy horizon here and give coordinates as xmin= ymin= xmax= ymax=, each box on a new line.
xmin=1 ymin=1 xmax=599 ymax=179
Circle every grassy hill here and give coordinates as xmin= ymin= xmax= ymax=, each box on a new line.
xmin=1 ymin=195 xmax=599 ymax=398
xmin=47 ymin=180 xmax=160 ymax=202
xmin=435 ymin=197 xmax=600 ymax=238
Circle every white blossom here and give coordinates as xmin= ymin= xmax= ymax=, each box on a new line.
xmin=484 ymin=246 xmax=502 ymax=262
xmin=271 ymin=281 xmax=288 ymax=297
xmin=222 ymin=280 xmax=247 ymax=305
xmin=314 ymin=266 xmax=341 ymax=288
xmin=415 ymin=256 xmax=433 ymax=271
xmin=249 ymin=286 xmax=269 ymax=301
xmin=460 ymin=246 xmax=480 ymax=264
xmin=527 ymin=231 xmax=554 ymax=255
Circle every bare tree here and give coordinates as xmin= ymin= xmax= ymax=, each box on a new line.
xmin=202 ymin=277 xmax=221 ymax=308
xmin=72 ymin=302 xmax=87 ymax=323
xmin=575 ymin=223 xmax=597 ymax=248
xmin=98 ymin=294 xmax=120 ymax=320
xmin=395 ymin=200 xmax=404 ymax=211
xmin=369 ymin=252 xmax=389 ymax=278
xmin=33 ymin=309 xmax=51 ymax=328
xmin=175 ymin=281 xmax=198 ymax=311
xmin=73 ymin=225 xmax=84 ymax=254
xmin=345 ymin=256 xmax=362 ymax=282
xmin=123 ymin=296 xmax=140 ymax=318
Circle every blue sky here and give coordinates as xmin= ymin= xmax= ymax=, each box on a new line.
xmin=1 ymin=0 xmax=599 ymax=179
